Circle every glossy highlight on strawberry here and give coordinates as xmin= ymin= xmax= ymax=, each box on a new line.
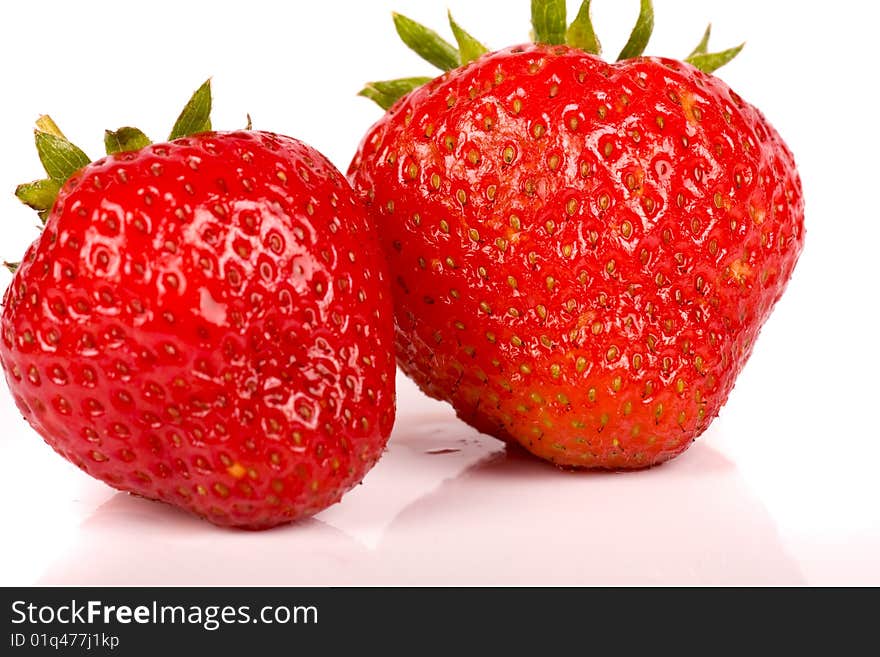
xmin=1 ymin=89 xmax=395 ymax=528
xmin=349 ymin=2 xmax=804 ymax=469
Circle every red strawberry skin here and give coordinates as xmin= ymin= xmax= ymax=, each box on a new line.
xmin=1 ymin=131 xmax=396 ymax=528
xmin=349 ymin=45 xmax=804 ymax=468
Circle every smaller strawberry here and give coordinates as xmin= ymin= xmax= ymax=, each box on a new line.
xmin=2 ymin=82 xmax=396 ymax=529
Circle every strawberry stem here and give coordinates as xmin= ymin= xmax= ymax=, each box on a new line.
xmin=361 ymin=1 xmax=744 ymax=110
xmin=169 ymin=79 xmax=212 ymax=140
xmin=686 ymin=42 xmax=745 ymax=74
xmin=14 ymin=178 xmax=60 ymax=223
xmin=34 ymin=115 xmax=65 ymax=138
xmin=617 ymin=0 xmax=654 ymax=60
xmin=566 ymin=1 xmax=601 ymax=55
xmin=688 ymin=24 xmax=713 ymax=58
xmin=531 ymin=0 xmax=567 ymax=45
xmin=104 ymin=127 xmax=152 ymax=155
xmin=359 ymin=77 xmax=435 ymax=110
xmin=12 ymin=81 xmax=218 ymax=237
xmin=392 ymin=13 xmax=460 ymax=72
xmin=35 ymin=126 xmax=90 ymax=183
xmin=448 ymin=11 xmax=488 ymax=65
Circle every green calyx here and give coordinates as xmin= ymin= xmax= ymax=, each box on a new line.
xmin=14 ymin=80 xmax=216 ymax=229
xmin=360 ymin=0 xmax=744 ymax=110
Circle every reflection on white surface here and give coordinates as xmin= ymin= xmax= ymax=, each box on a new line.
xmin=1 ymin=374 xmax=878 ymax=585
xmin=36 ymin=384 xmax=805 ymax=585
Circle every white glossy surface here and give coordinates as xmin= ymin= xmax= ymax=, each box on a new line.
xmin=2 ymin=374 xmax=878 ymax=586
xmin=1 ymin=0 xmax=879 ymax=585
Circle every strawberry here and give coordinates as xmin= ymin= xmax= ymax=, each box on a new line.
xmin=1 ymin=82 xmax=396 ymax=528
xmin=348 ymin=1 xmax=804 ymax=469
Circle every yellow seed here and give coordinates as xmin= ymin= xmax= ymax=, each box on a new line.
xmin=227 ymin=462 xmax=246 ymax=479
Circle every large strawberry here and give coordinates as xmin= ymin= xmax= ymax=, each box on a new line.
xmin=349 ymin=1 xmax=804 ymax=469
xmin=1 ymin=82 xmax=395 ymax=528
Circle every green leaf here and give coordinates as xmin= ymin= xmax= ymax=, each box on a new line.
xmin=104 ymin=127 xmax=151 ymax=155
xmin=566 ymin=0 xmax=601 ymax=55
xmin=688 ymin=24 xmax=712 ymax=58
xmin=34 ymin=128 xmax=90 ymax=183
xmin=686 ymin=43 xmax=745 ymax=74
xmin=531 ymin=0 xmax=567 ymax=45
xmin=35 ymin=115 xmax=65 ymax=138
xmin=15 ymin=178 xmax=61 ymax=214
xmin=392 ymin=13 xmax=459 ymax=72
xmin=448 ymin=11 xmax=488 ymax=65
xmin=4 ymin=262 xmax=19 ymax=274
xmin=617 ymin=0 xmax=655 ymax=60
xmin=359 ymin=77 xmax=434 ymax=110
xmin=169 ymin=79 xmax=212 ymax=140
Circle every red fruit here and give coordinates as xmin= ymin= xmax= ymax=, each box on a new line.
xmin=1 ymin=84 xmax=395 ymax=528
xmin=349 ymin=3 xmax=803 ymax=468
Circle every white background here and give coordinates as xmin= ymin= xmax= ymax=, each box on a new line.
xmin=0 ymin=0 xmax=877 ymax=585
